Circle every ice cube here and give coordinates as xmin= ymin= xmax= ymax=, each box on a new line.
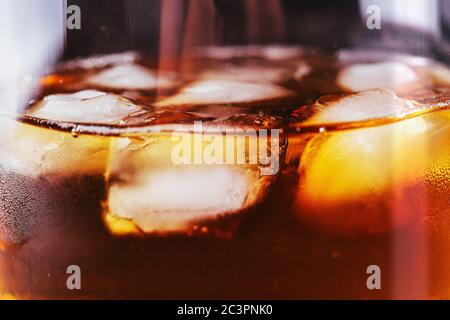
xmin=108 ymin=166 xmax=250 ymax=233
xmin=59 ymin=51 xmax=139 ymax=70
xmin=296 ymin=110 xmax=450 ymax=237
xmin=0 ymin=116 xmax=110 ymax=245
xmin=86 ymin=64 xmax=176 ymax=90
xmin=154 ymin=80 xmax=295 ymax=107
xmin=303 ymin=88 xmax=411 ymax=126
xmin=0 ymin=117 xmax=109 ymax=176
xmin=27 ymin=90 xmax=142 ymax=124
xmin=198 ymin=45 xmax=302 ymax=61
xmin=104 ymin=132 xmax=275 ymax=236
xmin=0 ymin=111 xmax=112 ymax=246
xmin=199 ymin=65 xmax=294 ymax=84
xmin=262 ymin=45 xmax=303 ymax=61
xmin=337 ymin=62 xmax=419 ymax=92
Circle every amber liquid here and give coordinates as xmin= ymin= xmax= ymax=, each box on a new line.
xmin=0 ymin=53 xmax=449 ymax=300
xmin=0 ymin=141 xmax=393 ymax=299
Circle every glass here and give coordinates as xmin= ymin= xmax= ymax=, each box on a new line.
xmin=0 ymin=0 xmax=449 ymax=299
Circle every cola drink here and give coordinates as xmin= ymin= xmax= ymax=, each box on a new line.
xmin=0 ymin=47 xmax=449 ymax=299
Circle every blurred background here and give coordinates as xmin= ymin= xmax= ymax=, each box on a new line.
xmin=64 ymin=0 xmax=449 ymax=62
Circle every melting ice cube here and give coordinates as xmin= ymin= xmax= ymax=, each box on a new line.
xmin=105 ymin=133 xmax=274 ymax=236
xmin=154 ymin=80 xmax=295 ymax=107
xmin=199 ymin=65 xmax=295 ymax=84
xmin=0 ymin=116 xmax=110 ymax=176
xmin=27 ymin=90 xmax=143 ymax=124
xmin=108 ymin=166 xmax=250 ymax=233
xmin=303 ymin=88 xmax=412 ymax=126
xmin=337 ymin=62 xmax=419 ymax=92
xmin=59 ymin=51 xmax=139 ymax=70
xmin=198 ymin=45 xmax=302 ymax=61
xmin=297 ymin=110 xmax=450 ymax=237
xmin=86 ymin=64 xmax=176 ymax=90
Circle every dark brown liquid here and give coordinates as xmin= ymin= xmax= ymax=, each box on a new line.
xmin=0 ymin=51 xmax=449 ymax=299
xmin=0 ymin=168 xmax=394 ymax=299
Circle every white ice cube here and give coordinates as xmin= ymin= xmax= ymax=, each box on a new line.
xmin=108 ymin=166 xmax=250 ymax=233
xmin=154 ymin=80 xmax=294 ymax=107
xmin=337 ymin=62 xmax=418 ymax=92
xmin=199 ymin=45 xmax=302 ymax=61
xmin=304 ymin=88 xmax=411 ymax=126
xmin=296 ymin=109 xmax=450 ymax=236
xmin=28 ymin=90 xmax=142 ymax=124
xmin=104 ymin=132 xmax=275 ymax=235
xmin=0 ymin=116 xmax=110 ymax=177
xmin=199 ymin=65 xmax=293 ymax=84
xmin=86 ymin=64 xmax=175 ymax=90
xmin=59 ymin=51 xmax=139 ymax=70
xmin=262 ymin=46 xmax=303 ymax=61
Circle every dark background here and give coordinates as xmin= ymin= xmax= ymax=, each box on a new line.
xmin=64 ymin=0 xmax=449 ymax=62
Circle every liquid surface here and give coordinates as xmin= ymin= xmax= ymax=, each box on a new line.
xmin=0 ymin=47 xmax=449 ymax=299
